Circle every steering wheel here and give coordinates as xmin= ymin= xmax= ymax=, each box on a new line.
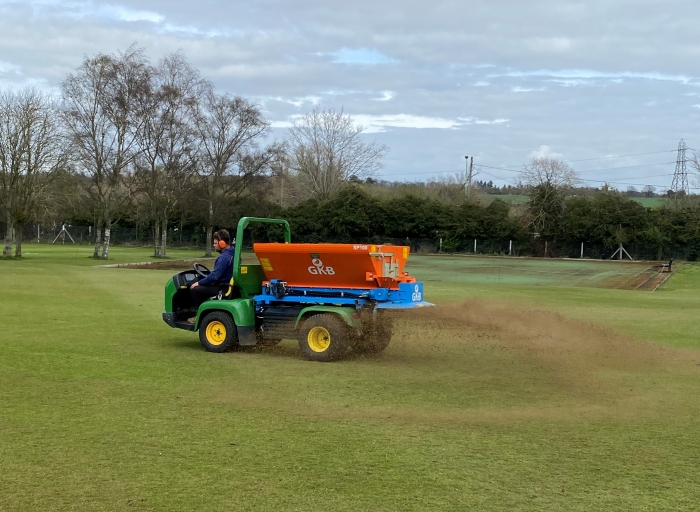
xmin=194 ymin=262 xmax=211 ymax=279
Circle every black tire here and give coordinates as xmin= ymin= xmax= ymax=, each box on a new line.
xmin=353 ymin=313 xmax=393 ymax=354
xmin=198 ymin=311 xmax=238 ymax=353
xmin=297 ymin=314 xmax=350 ymax=362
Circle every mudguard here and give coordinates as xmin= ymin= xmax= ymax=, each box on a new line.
xmin=194 ymin=298 xmax=255 ymax=327
xmin=294 ymin=306 xmax=361 ymax=329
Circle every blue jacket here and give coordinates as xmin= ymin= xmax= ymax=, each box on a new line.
xmin=198 ymin=245 xmax=236 ymax=286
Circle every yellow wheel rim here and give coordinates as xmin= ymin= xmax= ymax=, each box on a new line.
xmin=206 ymin=321 xmax=227 ymax=346
xmin=307 ymin=326 xmax=331 ymax=353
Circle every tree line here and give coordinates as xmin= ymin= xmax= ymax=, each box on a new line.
xmin=0 ymin=46 xmax=385 ymax=258
xmin=278 ymin=185 xmax=700 ymax=260
xmin=3 ymin=45 xmax=700 ymax=261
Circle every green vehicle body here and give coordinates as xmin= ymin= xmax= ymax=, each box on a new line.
xmin=162 ymin=217 xmax=364 ymax=347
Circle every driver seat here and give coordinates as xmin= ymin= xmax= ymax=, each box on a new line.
xmin=216 ymin=277 xmax=240 ymax=300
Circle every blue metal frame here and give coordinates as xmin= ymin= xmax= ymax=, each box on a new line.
xmin=253 ymin=280 xmax=432 ymax=311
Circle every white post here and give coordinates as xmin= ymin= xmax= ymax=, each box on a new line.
xmin=580 ymin=242 xmax=584 ymax=258
xmin=37 ymin=224 xmax=40 ymax=244
xmin=439 ymin=237 xmax=443 ymax=252
xmin=509 ymin=240 xmax=512 ymax=255
xmin=474 ymin=239 xmax=477 ymax=253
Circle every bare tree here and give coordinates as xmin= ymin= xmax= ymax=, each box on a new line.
xmin=642 ymin=184 xmax=656 ymax=198
xmin=0 ymin=88 xmax=65 ymax=257
xmin=61 ymin=46 xmax=151 ymax=259
xmin=519 ymin=157 xmax=578 ymax=189
xmin=286 ymin=107 xmax=387 ymax=200
xmin=132 ymin=52 xmax=206 ymax=257
xmin=519 ymin=157 xmax=578 ymax=238
xmin=194 ymin=90 xmax=270 ymax=256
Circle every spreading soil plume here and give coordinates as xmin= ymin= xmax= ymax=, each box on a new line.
xmin=374 ymin=300 xmax=700 ymax=421
xmin=397 ymin=301 xmax=674 ymax=373
xmin=217 ymin=300 xmax=700 ymax=425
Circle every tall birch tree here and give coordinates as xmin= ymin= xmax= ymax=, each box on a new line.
xmin=194 ymin=90 xmax=269 ymax=256
xmin=61 ymin=46 xmax=151 ymax=258
xmin=133 ymin=52 xmax=205 ymax=257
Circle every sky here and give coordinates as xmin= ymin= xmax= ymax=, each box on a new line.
xmin=1 ymin=0 xmax=700 ymax=191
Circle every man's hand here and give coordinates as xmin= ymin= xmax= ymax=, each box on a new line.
xmin=191 ymin=281 xmax=199 ymax=289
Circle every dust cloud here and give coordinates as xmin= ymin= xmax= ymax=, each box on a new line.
xmin=378 ymin=300 xmax=700 ymax=421
xmin=397 ymin=300 xmax=676 ymax=372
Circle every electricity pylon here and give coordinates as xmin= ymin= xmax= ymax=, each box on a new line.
xmin=670 ymin=139 xmax=688 ymax=202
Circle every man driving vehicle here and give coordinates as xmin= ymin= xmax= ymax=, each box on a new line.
xmin=188 ymin=229 xmax=236 ymax=321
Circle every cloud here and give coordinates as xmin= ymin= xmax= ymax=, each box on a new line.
xmin=159 ymin=23 xmax=230 ymax=38
xmin=16 ymin=0 xmax=165 ymax=23
xmin=322 ymin=47 xmax=398 ymax=65
xmin=546 ymin=79 xmax=594 ymax=87
xmin=529 ymin=145 xmax=564 ymax=160
xmin=260 ymin=95 xmax=321 ymax=107
xmin=512 ymin=86 xmax=545 ymax=92
xmin=0 ymin=60 xmax=22 ymax=74
xmin=269 ymin=114 xmax=509 ymax=133
xmin=0 ymin=59 xmax=52 ymax=90
xmin=373 ymin=90 xmax=394 ymax=101
xmin=493 ymin=68 xmax=692 ymax=84
xmin=1 ymin=0 xmax=699 ymax=186
xmin=93 ymin=4 xmax=164 ymax=23
xmin=7 ymin=0 xmax=229 ymax=38
xmin=269 ymin=118 xmax=298 ymax=128
xmin=524 ymin=37 xmax=574 ymax=54
xmin=353 ymin=114 xmax=509 ymax=133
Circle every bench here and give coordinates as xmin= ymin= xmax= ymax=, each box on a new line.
xmin=660 ymin=259 xmax=673 ymax=273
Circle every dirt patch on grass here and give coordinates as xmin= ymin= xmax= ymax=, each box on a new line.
xmin=597 ymin=263 xmax=674 ymax=290
xmin=116 ymin=254 xmax=262 ymax=271
xmin=119 ymin=258 xmax=216 ymax=271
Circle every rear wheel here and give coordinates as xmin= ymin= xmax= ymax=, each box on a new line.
xmin=297 ymin=314 xmax=350 ymax=362
xmin=198 ymin=311 xmax=238 ymax=353
xmin=353 ymin=312 xmax=393 ymax=354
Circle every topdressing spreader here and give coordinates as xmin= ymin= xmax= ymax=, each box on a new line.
xmin=163 ymin=217 xmax=432 ymax=361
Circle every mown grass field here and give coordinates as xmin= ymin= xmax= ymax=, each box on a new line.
xmin=2 ymin=246 xmax=700 ymax=511
xmin=487 ymin=194 xmax=667 ymax=208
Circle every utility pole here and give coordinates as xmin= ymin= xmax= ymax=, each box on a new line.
xmin=464 ymin=155 xmax=474 ymax=196
xmin=280 ymin=172 xmax=285 ymax=208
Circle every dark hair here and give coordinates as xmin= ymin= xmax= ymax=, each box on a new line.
xmin=214 ymin=229 xmax=230 ymax=246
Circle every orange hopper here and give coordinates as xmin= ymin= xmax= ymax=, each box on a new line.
xmin=253 ymin=243 xmax=416 ymax=290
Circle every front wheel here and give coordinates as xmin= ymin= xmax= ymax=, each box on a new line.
xmin=297 ymin=314 xmax=350 ymax=362
xmin=199 ymin=311 xmax=238 ymax=353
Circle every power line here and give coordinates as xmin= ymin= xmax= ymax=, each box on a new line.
xmin=446 ymin=149 xmax=679 ymax=173
xmin=576 ymin=176 xmax=673 ymax=187
xmin=460 ymin=149 xmax=676 ymax=172
xmin=562 ymin=150 xmax=677 ymax=163
xmin=478 ymin=161 xmax=677 ymax=175
xmin=476 ymin=169 xmax=674 ymax=188
xmin=382 ymin=160 xmax=679 ymax=178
